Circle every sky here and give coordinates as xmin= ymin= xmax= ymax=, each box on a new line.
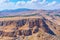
xmin=0 ymin=0 xmax=60 ymax=11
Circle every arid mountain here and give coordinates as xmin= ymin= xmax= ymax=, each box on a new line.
xmin=0 ymin=14 xmax=60 ymax=40
xmin=0 ymin=8 xmax=35 ymax=17
xmin=0 ymin=9 xmax=60 ymax=40
xmin=0 ymin=9 xmax=60 ymax=17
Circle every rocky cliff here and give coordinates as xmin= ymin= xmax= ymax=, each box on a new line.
xmin=0 ymin=17 xmax=60 ymax=40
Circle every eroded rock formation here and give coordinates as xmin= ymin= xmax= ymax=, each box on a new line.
xmin=0 ymin=18 xmax=56 ymax=37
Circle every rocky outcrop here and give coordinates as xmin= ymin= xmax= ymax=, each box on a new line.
xmin=0 ymin=31 xmax=3 ymax=36
xmin=0 ymin=18 xmax=56 ymax=37
xmin=3 ymin=31 xmax=17 ymax=37
xmin=16 ymin=19 xmax=27 ymax=27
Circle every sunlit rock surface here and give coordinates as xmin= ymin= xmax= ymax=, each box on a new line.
xmin=0 ymin=16 xmax=60 ymax=40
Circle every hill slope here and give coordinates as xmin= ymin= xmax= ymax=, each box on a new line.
xmin=0 ymin=15 xmax=60 ymax=40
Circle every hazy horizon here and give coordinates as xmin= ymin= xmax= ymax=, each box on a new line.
xmin=0 ymin=0 xmax=60 ymax=11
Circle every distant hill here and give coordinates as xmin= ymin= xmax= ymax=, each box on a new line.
xmin=0 ymin=8 xmax=35 ymax=13
xmin=0 ymin=8 xmax=60 ymax=17
xmin=0 ymin=8 xmax=35 ymax=17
